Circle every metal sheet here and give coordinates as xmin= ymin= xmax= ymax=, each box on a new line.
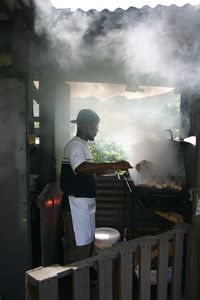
xmin=39 ymin=182 xmax=61 ymax=267
xmin=0 ymin=78 xmax=31 ymax=300
xmin=39 ymin=78 xmax=56 ymax=188
xmin=96 ymin=175 xmax=172 ymax=235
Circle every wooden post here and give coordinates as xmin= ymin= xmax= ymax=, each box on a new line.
xmin=189 ymin=129 xmax=200 ymax=299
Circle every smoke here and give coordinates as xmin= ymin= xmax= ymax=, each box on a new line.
xmin=33 ymin=1 xmax=197 ymax=180
xmin=98 ymin=98 xmax=184 ymax=182
xmin=33 ymin=2 xmax=200 ymax=86
xmin=69 ymin=85 xmax=181 ymax=180
xmin=34 ymin=1 xmax=94 ymax=69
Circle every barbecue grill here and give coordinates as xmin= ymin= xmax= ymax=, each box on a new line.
xmin=118 ymin=167 xmax=192 ymax=226
xmin=131 ymin=140 xmax=193 ymax=220
xmin=96 ymin=139 xmax=194 ymax=238
xmin=115 ymin=171 xmax=192 ymax=244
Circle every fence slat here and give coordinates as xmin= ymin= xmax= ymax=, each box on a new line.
xmin=73 ymin=266 xmax=90 ymax=300
xmin=139 ymin=243 xmax=151 ymax=300
xmin=120 ymin=251 xmax=133 ymax=300
xmin=157 ymin=238 xmax=169 ymax=300
xmin=26 ymin=224 xmax=191 ymax=300
xmin=184 ymin=231 xmax=191 ymax=299
xmin=38 ymin=277 xmax=59 ymax=300
xmin=172 ymin=231 xmax=184 ymax=300
xmin=98 ymin=257 xmax=113 ymax=300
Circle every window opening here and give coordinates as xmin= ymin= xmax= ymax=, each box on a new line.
xmin=67 ymin=81 xmax=181 ymax=164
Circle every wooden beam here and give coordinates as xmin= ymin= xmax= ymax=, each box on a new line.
xmin=15 ymin=8 xmax=34 ymax=29
xmin=153 ymin=211 xmax=184 ymax=223
xmin=0 ymin=0 xmax=14 ymax=20
xmin=16 ymin=0 xmax=26 ymax=8
xmin=27 ymin=0 xmax=35 ymax=7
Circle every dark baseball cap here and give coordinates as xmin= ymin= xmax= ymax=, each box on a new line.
xmin=70 ymin=109 xmax=100 ymax=124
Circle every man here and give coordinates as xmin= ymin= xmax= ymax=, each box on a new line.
xmin=60 ymin=109 xmax=132 ymax=264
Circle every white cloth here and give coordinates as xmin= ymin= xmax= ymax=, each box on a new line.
xmin=64 ymin=136 xmax=96 ymax=246
xmin=69 ymin=195 xmax=96 ymax=246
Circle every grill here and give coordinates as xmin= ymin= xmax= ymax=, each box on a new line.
xmin=135 ymin=185 xmax=186 ymax=212
xmin=119 ymin=172 xmax=192 ymax=223
xmin=96 ymin=140 xmax=194 ymax=237
xmin=95 ymin=174 xmax=191 ymax=239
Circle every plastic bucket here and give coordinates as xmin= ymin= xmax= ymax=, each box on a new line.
xmin=95 ymin=227 xmax=120 ymax=250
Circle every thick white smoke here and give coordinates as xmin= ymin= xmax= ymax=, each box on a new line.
xmin=33 ymin=2 xmax=200 ymax=86
xmin=33 ymin=1 xmax=197 ymax=181
xmin=69 ymin=85 xmax=181 ymax=180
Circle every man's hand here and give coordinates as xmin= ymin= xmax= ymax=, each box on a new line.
xmin=135 ymin=160 xmax=154 ymax=176
xmin=112 ymin=160 xmax=133 ymax=171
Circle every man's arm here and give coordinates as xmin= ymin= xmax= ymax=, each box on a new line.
xmin=75 ymin=161 xmax=132 ymax=174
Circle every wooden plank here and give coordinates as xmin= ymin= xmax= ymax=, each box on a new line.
xmin=26 ymin=277 xmax=38 ymax=300
xmin=98 ymin=257 xmax=113 ymax=300
xmin=153 ymin=211 xmax=184 ymax=223
xmin=139 ymin=243 xmax=151 ymax=300
xmin=38 ymin=277 xmax=59 ymax=300
xmin=25 ymin=225 xmax=191 ymax=300
xmin=0 ymin=0 xmax=14 ymax=19
xmin=189 ymin=214 xmax=200 ymax=300
xmin=171 ymin=231 xmax=184 ymax=300
xmin=73 ymin=266 xmax=90 ymax=300
xmin=120 ymin=251 xmax=133 ymax=300
xmin=157 ymin=238 xmax=169 ymax=300
xmin=184 ymin=231 xmax=191 ymax=300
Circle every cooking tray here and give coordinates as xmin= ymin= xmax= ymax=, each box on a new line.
xmin=135 ymin=184 xmax=188 ymax=212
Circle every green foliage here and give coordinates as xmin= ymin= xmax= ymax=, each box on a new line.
xmin=88 ymin=139 xmax=126 ymax=163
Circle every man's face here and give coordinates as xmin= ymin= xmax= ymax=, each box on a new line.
xmin=84 ymin=121 xmax=99 ymax=141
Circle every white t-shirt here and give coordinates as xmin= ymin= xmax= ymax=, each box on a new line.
xmin=63 ymin=136 xmax=96 ymax=246
xmin=64 ymin=136 xmax=93 ymax=172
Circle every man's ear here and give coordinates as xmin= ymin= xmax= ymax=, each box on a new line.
xmin=81 ymin=123 xmax=88 ymax=129
xmin=77 ymin=122 xmax=85 ymax=129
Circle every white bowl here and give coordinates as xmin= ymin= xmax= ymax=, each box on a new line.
xmin=95 ymin=227 xmax=120 ymax=249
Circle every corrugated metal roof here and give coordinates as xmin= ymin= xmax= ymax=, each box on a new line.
xmin=52 ymin=3 xmax=198 ymax=13
xmin=32 ymin=3 xmax=200 ymax=88
xmin=50 ymin=0 xmax=200 ymax=11
xmin=44 ymin=4 xmax=200 ymax=36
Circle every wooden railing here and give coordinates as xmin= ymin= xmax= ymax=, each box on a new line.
xmin=26 ymin=223 xmax=191 ymax=300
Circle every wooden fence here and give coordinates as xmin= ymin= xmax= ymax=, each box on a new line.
xmin=26 ymin=223 xmax=191 ymax=300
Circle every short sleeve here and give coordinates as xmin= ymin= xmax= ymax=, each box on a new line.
xmin=65 ymin=141 xmax=86 ymax=172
